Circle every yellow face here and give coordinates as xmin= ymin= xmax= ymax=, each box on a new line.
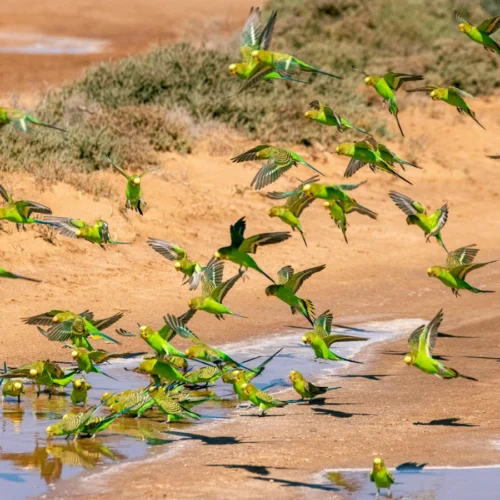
xmin=75 ymin=229 xmax=81 ymax=237
xmin=289 ymin=370 xmax=298 ymax=382
xmin=304 ymin=111 xmax=313 ymax=120
xmin=302 ymin=335 xmax=310 ymax=345
xmin=71 ymin=350 xmax=79 ymax=359
xmin=268 ymin=208 xmax=278 ymax=217
xmin=251 ymin=50 xmax=260 ymax=61
xmin=364 ymin=76 xmax=374 ymax=86
xmin=214 ymin=251 xmax=221 ymax=260
xmin=373 ymin=457 xmax=383 ymax=471
xmin=133 ymin=177 xmax=141 ymax=185
xmin=229 ymin=63 xmax=238 ymax=76
xmin=187 ymin=299 xmax=195 ymax=310
xmin=74 ymin=379 xmax=83 ymax=389
xmin=323 ymin=201 xmax=330 ymax=209
xmin=174 ymin=261 xmax=181 ymax=271
xmin=29 ymin=368 xmax=38 ymax=377
xmin=13 ymin=381 xmax=23 ymax=391
xmin=430 ymin=90 xmax=438 ymax=100
xmin=302 ymin=184 xmax=314 ymax=198
xmin=458 ymin=23 xmax=466 ymax=33
xmin=427 ymin=267 xmax=435 ymax=277
xmin=404 ymin=355 xmax=413 ymax=365
xmin=46 ymin=425 xmax=55 ymax=437
xmin=185 ymin=347 xmax=195 ymax=358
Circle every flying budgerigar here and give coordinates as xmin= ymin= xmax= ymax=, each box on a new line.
xmin=214 ymin=216 xmax=290 ymax=282
xmin=0 ymin=184 xmax=54 ymax=230
xmin=389 ymin=191 xmax=448 ymax=251
xmin=267 ymin=176 xmax=319 ymax=246
xmin=370 ymin=458 xmax=394 ymax=498
xmin=0 ymin=267 xmax=40 ymax=282
xmin=231 ymin=145 xmax=323 ymax=190
xmin=147 ymin=238 xmax=204 ymax=290
xmin=289 ymin=370 xmax=340 ymax=401
xmin=427 ymin=244 xmax=496 ymax=296
xmin=71 ymin=348 xmax=136 ymax=378
xmin=304 ymin=100 xmax=370 ymax=135
xmin=406 ymin=85 xmax=484 ymax=129
xmin=0 ymin=106 xmax=66 ymax=136
xmin=404 ymin=309 xmax=477 ymax=380
xmin=105 ymin=154 xmax=158 ymax=215
xmin=265 ymin=264 xmax=326 ymax=325
xmin=455 ymin=11 xmax=500 ymax=54
xmin=352 ymin=68 xmax=423 ymax=136
xmin=45 ymin=217 xmax=131 ymax=249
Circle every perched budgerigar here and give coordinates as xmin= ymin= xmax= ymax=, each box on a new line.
xmin=353 ymin=68 xmax=423 ymax=136
xmin=70 ymin=378 xmax=92 ymax=406
xmin=1 ymin=379 xmax=25 ymax=402
xmin=289 ymin=370 xmax=340 ymax=401
xmin=148 ymin=387 xmax=201 ymax=422
xmin=241 ymin=383 xmax=287 ymax=416
xmin=46 ymin=405 xmax=100 ymax=441
xmin=147 ymin=238 xmax=204 ymax=290
xmin=302 ymin=310 xmax=367 ymax=363
xmin=389 ymin=191 xmax=448 ymax=251
xmin=336 ymin=141 xmax=413 ymax=184
xmin=0 ymin=184 xmax=53 ymax=230
xmin=404 ymin=310 xmax=477 ymax=380
xmin=136 ymin=357 xmax=190 ymax=384
xmin=0 ymin=106 xmax=66 ymax=135
xmin=105 ymin=154 xmax=158 ymax=215
xmin=0 ymin=267 xmax=40 ymax=282
xmin=427 ymin=245 xmax=496 ymax=296
xmin=265 ymin=265 xmax=326 ymax=325
xmin=45 ymin=217 xmax=131 ymax=249
xmin=231 ymin=145 xmax=323 ymax=190
xmin=370 ymin=457 xmax=394 ymax=498
xmin=214 ymin=216 xmax=290 ymax=282
xmin=406 ymin=85 xmax=484 ymax=129
xmin=267 ymin=176 xmax=319 ymax=246
xmin=304 ymin=100 xmax=370 ymax=135
xmin=455 ymin=12 xmax=500 ymax=54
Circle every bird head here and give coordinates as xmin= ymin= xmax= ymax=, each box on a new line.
xmin=265 ymin=285 xmax=275 ymax=296
xmin=13 ymin=381 xmax=23 ymax=391
xmin=302 ymin=183 xmax=313 ymax=198
xmin=228 ymin=63 xmax=237 ymax=76
xmin=458 ymin=23 xmax=466 ymax=33
xmin=241 ymin=383 xmax=250 ymax=395
xmin=214 ymin=250 xmax=222 ymax=260
xmin=71 ymin=350 xmax=80 ymax=360
xmin=404 ymin=354 xmax=413 ymax=365
xmin=427 ymin=267 xmax=437 ymax=278
xmin=268 ymin=207 xmax=279 ymax=218
xmin=323 ymin=201 xmax=331 ymax=210
xmin=73 ymin=379 xmax=83 ymax=389
xmin=185 ymin=346 xmax=196 ymax=359
xmin=289 ymin=370 xmax=299 ymax=382
xmin=139 ymin=325 xmax=152 ymax=340
xmin=304 ymin=111 xmax=315 ymax=120
xmin=29 ymin=368 xmax=38 ymax=377
xmin=101 ymin=391 xmax=113 ymax=403
xmin=430 ymin=90 xmax=439 ymax=100
xmin=174 ymin=261 xmax=182 ymax=271
xmin=251 ymin=50 xmax=261 ymax=61
xmin=133 ymin=177 xmax=141 ymax=185
xmin=46 ymin=425 xmax=54 ymax=437
xmin=373 ymin=457 xmax=383 ymax=471
xmin=302 ymin=332 xmax=314 ymax=345
xmin=335 ymin=143 xmax=353 ymax=156
xmin=187 ymin=299 xmax=195 ymax=310
xmin=364 ymin=76 xmax=375 ymax=86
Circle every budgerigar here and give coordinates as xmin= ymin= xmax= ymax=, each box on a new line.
xmin=231 ymin=145 xmax=323 ymax=190
xmin=305 ymin=100 xmax=370 ymax=135
xmin=0 ymin=106 xmax=66 ymax=135
xmin=427 ymin=245 xmax=496 ymax=296
xmin=0 ymin=267 xmax=40 ymax=282
xmin=370 ymin=457 xmax=394 ymax=498
xmin=406 ymin=85 xmax=484 ymax=129
xmin=265 ymin=265 xmax=326 ymax=325
xmin=404 ymin=309 xmax=477 ymax=380
xmin=70 ymin=378 xmax=92 ymax=406
xmin=455 ymin=12 xmax=500 ymax=54
xmin=106 ymin=154 xmax=158 ymax=215
xmin=241 ymin=382 xmax=287 ymax=416
xmin=353 ymin=68 xmax=423 ymax=136
xmin=289 ymin=370 xmax=340 ymax=401
xmin=2 ymin=379 xmax=25 ymax=402
xmin=214 ymin=216 xmax=290 ymax=282
xmin=389 ymin=191 xmax=448 ymax=251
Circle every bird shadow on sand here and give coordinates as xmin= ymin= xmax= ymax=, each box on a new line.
xmin=332 ymin=374 xmax=392 ymax=381
xmin=238 ymin=413 xmax=287 ymax=418
xmin=464 ymin=355 xmax=500 ymax=363
xmin=313 ymin=408 xmax=371 ymax=418
xmin=252 ymin=476 xmax=340 ymax=492
xmin=380 ymin=350 xmax=449 ymax=361
xmin=437 ymin=331 xmax=477 ymax=339
xmin=301 ymin=398 xmax=360 ymax=407
xmin=396 ymin=462 xmax=427 ymax=472
xmin=207 ymin=464 xmax=293 ymax=476
xmin=413 ymin=418 xmax=477 ymax=427
xmin=165 ymin=430 xmax=260 ymax=445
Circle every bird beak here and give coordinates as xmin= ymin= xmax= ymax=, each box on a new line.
xmin=301 ymin=336 xmax=307 ymax=343
xmin=214 ymin=251 xmax=221 ymax=259
xmin=323 ymin=202 xmax=330 ymax=209
xmin=426 ymin=268 xmax=433 ymax=277
xmin=304 ymin=112 xmax=311 ymax=120
xmin=364 ymin=77 xmax=370 ymax=85
xmin=458 ymin=23 xmax=465 ymax=32
xmin=335 ymin=147 xmax=342 ymax=155
xmin=251 ymin=50 xmax=259 ymax=60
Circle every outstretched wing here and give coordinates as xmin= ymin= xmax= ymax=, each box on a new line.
xmin=427 ymin=205 xmax=448 ymax=240
xmin=344 ymin=158 xmax=367 ymax=178
xmin=285 ymin=264 xmax=326 ymax=293
xmin=287 ymin=191 xmax=315 ymax=217
xmin=239 ymin=232 xmax=291 ymax=254
xmin=314 ymin=310 xmax=333 ymax=337
xmin=105 ymin=154 xmax=129 ymax=178
xmin=16 ymin=200 xmax=52 ymax=217
xmin=160 ymin=309 xmax=197 ymax=342
xmin=251 ymin=158 xmax=293 ymax=190
xmin=338 ymin=181 xmax=367 ymax=191
xmin=383 ymin=72 xmax=424 ymax=91
xmin=201 ymin=258 xmax=224 ymax=297
xmin=240 ymin=7 xmax=263 ymax=61
xmin=46 ymin=319 xmax=81 ymax=342
xmin=231 ymin=145 xmax=271 ymax=163
xmin=229 ymin=217 xmax=246 ymax=249
xmin=324 ymin=334 xmax=368 ymax=347
xmin=165 ymin=313 xmax=199 ymax=340
xmin=277 ymin=265 xmax=294 ymax=285
xmin=92 ymin=312 xmax=124 ymax=331
xmin=405 ymin=85 xmax=439 ymax=94
xmin=147 ymin=238 xmax=187 ymax=261
xmin=388 ymin=191 xmax=424 ymax=216
xmin=449 ymin=87 xmax=475 ymax=100
xmin=44 ymin=217 xmax=85 ymax=239
xmin=0 ymin=184 xmax=13 ymax=204
xmin=477 ymin=15 xmax=500 ymax=34
xmin=408 ymin=325 xmax=426 ymax=354
xmin=22 ymin=310 xmax=65 ymax=326
xmin=267 ymin=175 xmax=320 ymax=200
xmin=454 ymin=11 xmax=470 ymax=25
xmin=446 ymin=245 xmax=478 ymax=269
xmin=449 ymin=261 xmax=497 ymax=279
xmin=425 ymin=309 xmax=443 ymax=357
xmin=211 ymin=272 xmax=242 ymax=303
xmin=259 ymin=10 xmax=277 ymax=51
xmin=309 ymin=100 xmax=340 ymax=124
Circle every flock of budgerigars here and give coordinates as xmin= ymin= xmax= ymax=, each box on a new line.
xmin=1 ymin=7 xmax=500 ymax=497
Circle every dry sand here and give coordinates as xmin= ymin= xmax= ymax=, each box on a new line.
xmin=0 ymin=1 xmax=500 ymax=498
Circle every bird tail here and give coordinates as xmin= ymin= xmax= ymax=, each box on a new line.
xmin=303 ymin=160 xmax=325 ymax=176
xmin=93 ymin=330 xmax=121 ymax=345
xmin=394 ymin=113 xmax=405 ymax=137
xmin=95 ymin=366 xmax=118 ymax=381
xmin=298 ymin=228 xmax=308 ymax=247
xmin=468 ymin=109 xmax=486 ymax=130
xmin=353 ymin=202 xmax=378 ymax=220
xmin=325 ymin=386 xmax=342 ymax=392
xmin=33 ymin=220 xmax=58 ymax=227
xmin=11 ymin=272 xmax=41 ymax=283
xmin=448 ymin=367 xmax=478 ymax=381
xmin=308 ymin=66 xmax=342 ymax=80
xmin=34 ymin=121 xmax=67 ymax=133
xmin=230 ymin=311 xmax=248 ymax=319
xmin=337 ymin=355 xmax=363 ymax=364
xmin=387 ymin=164 xmax=412 ymax=185
xmin=435 ymin=232 xmax=448 ymax=253
xmin=300 ymin=298 xmax=315 ymax=326
xmin=280 ymin=75 xmax=310 ymax=85
xmin=109 ymin=240 xmax=132 ymax=245
xmin=258 ymin=267 xmax=276 ymax=283
xmin=252 ymin=348 xmax=283 ymax=376
xmin=350 ymin=124 xmax=371 ymax=135
xmin=470 ymin=286 xmax=495 ymax=294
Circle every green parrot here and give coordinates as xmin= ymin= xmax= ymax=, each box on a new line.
xmin=0 ymin=183 xmax=54 ymax=230
xmin=406 ymin=85 xmax=484 ymax=129
xmin=23 ymin=309 xmax=121 ymax=329
xmin=71 ymin=348 xmax=137 ymax=379
xmin=136 ymin=357 xmax=190 ymax=384
xmin=214 ymin=216 xmax=290 ymax=282
xmin=79 ymin=411 xmax=126 ymax=438
xmin=304 ymin=100 xmax=370 ymax=135
xmin=300 ymin=180 xmax=367 ymax=203
xmin=187 ymin=259 xmax=245 ymax=319
xmin=148 ymin=387 xmax=201 ymax=422
xmin=302 ymin=310 xmax=367 ymax=362
xmin=456 ymin=12 xmax=500 ymax=54
xmin=70 ymin=378 xmax=92 ymax=406
xmin=105 ymin=154 xmax=158 ymax=215
xmin=147 ymin=238 xmax=204 ymax=290
xmin=404 ymin=309 xmax=477 ymax=380
xmin=374 ymin=140 xmax=421 ymax=171
xmin=137 ymin=325 xmax=186 ymax=358
xmin=231 ymin=145 xmax=323 ymax=190
xmin=1 ymin=379 xmax=25 ymax=402
xmin=108 ymin=389 xmax=154 ymax=417
xmin=46 ymin=405 xmax=101 ymax=441
xmin=241 ymin=383 xmax=287 ymax=416
xmin=44 ymin=217 xmax=131 ymax=249
xmin=0 ymin=267 xmax=40 ymax=282
xmin=389 ymin=191 xmax=448 ymax=251
xmin=370 ymin=457 xmax=394 ymax=498
xmin=289 ymin=370 xmax=340 ymax=401
xmin=267 ymin=176 xmax=319 ymax=247
xmin=353 ymin=68 xmax=423 ymax=136
xmin=0 ymin=106 xmax=66 ymax=135
xmin=427 ymin=244 xmax=496 ymax=296
xmin=335 ymin=141 xmax=413 ymax=184
xmin=265 ymin=265 xmax=326 ymax=325
xmin=185 ymin=365 xmax=226 ymax=386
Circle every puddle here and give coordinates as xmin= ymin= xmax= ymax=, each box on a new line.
xmin=311 ymin=466 xmax=500 ymax=499
xmin=0 ymin=33 xmax=107 ymax=55
xmin=0 ymin=318 xmax=423 ymax=499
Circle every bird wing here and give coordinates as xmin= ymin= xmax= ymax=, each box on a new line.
xmin=92 ymin=312 xmax=124 ymax=331
xmin=287 ymin=192 xmax=315 ymax=217
xmin=211 ymin=273 xmax=242 ymax=303
xmin=309 ymin=100 xmax=340 ymax=122
xmin=16 ymin=200 xmax=52 ymax=217
xmin=165 ymin=313 xmax=199 ymax=339
xmin=324 ymin=334 xmax=367 ymax=347
xmin=446 ymin=245 xmax=478 ymax=269
xmin=274 ymin=57 xmax=301 ymax=78
xmin=240 ymin=7 xmax=263 ymax=61
xmin=100 ymin=221 xmax=110 ymax=243
xmin=231 ymin=145 xmax=271 ymax=163
xmin=105 ymin=154 xmax=129 ymax=179
xmin=229 ymin=217 xmax=247 ymax=248
xmin=454 ymin=11 xmax=470 ymax=25
xmin=408 ymin=325 xmax=426 ymax=355
xmin=201 ymin=258 xmax=224 ymax=297
xmin=314 ymin=310 xmax=333 ymax=337
xmin=259 ymin=10 xmax=277 ymax=51
xmin=22 ymin=310 xmax=65 ymax=326
xmin=239 ymin=231 xmax=291 ymax=254
xmin=0 ymin=184 xmax=13 ymax=204
xmin=351 ymin=66 xmax=370 ymax=77
xmin=267 ymin=175 xmax=320 ymax=200
xmin=46 ymin=320 xmax=79 ymax=342
xmin=405 ymin=85 xmax=439 ymax=94
xmin=251 ymin=157 xmax=294 ymax=190
xmin=344 ymin=158 xmax=367 ymax=178
xmin=44 ymin=217 xmax=85 ymax=239
xmin=383 ymin=72 xmax=424 ymax=91
xmin=160 ymin=309 xmax=197 ymax=341
xmin=449 ymin=261 xmax=496 ymax=280
xmin=139 ymin=168 xmax=160 ymax=178
xmin=476 ymin=15 xmax=500 ymax=34
xmin=277 ymin=265 xmax=294 ymax=285
xmin=388 ymin=191 xmax=424 ymax=216
xmin=338 ymin=181 xmax=367 ymax=191
xmin=425 ymin=309 xmax=443 ymax=357
xmin=255 ymin=388 xmax=280 ymax=404
xmin=449 ymin=87 xmax=475 ymax=99
xmin=285 ymin=264 xmax=326 ymax=293
xmin=427 ymin=204 xmax=448 ymax=240
xmin=147 ymin=238 xmax=188 ymax=261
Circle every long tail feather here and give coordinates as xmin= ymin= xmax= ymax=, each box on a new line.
xmin=394 ymin=113 xmax=405 ymax=137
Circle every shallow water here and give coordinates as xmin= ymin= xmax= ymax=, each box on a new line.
xmin=0 ymin=318 xmax=423 ymax=499
xmin=311 ymin=466 xmax=500 ymax=499
xmin=0 ymin=33 xmax=107 ymax=55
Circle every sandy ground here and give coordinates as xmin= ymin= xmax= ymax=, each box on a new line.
xmin=1 ymin=0 xmax=500 ymax=498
